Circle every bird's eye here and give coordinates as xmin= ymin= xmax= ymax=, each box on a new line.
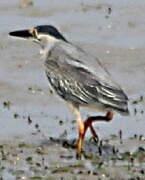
xmin=31 ymin=29 xmax=38 ymax=39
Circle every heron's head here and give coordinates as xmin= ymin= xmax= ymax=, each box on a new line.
xmin=9 ymin=25 xmax=68 ymax=54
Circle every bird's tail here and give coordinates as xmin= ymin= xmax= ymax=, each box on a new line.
xmin=98 ymin=85 xmax=129 ymax=115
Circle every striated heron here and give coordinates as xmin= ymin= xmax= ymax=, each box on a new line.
xmin=9 ymin=25 xmax=129 ymax=158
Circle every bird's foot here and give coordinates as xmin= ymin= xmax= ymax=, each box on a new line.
xmin=85 ymin=111 xmax=113 ymax=144
xmin=76 ymin=111 xmax=113 ymax=159
xmin=85 ymin=120 xmax=99 ymax=144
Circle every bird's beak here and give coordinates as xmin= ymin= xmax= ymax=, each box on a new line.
xmin=9 ymin=29 xmax=34 ymax=40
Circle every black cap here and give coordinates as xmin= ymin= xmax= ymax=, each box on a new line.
xmin=35 ymin=25 xmax=68 ymax=42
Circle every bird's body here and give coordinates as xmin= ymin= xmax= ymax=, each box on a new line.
xmin=45 ymin=40 xmax=128 ymax=114
xmin=9 ymin=25 xmax=129 ymax=158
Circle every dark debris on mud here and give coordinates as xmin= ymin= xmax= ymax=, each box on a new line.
xmin=1 ymin=132 xmax=145 ymax=180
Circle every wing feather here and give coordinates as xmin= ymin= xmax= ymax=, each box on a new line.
xmin=45 ymin=42 xmax=129 ymax=115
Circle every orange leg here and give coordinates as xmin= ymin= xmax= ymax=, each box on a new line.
xmin=76 ymin=111 xmax=113 ymax=159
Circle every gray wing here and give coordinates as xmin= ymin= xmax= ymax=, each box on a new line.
xmin=45 ymin=42 xmax=129 ymax=115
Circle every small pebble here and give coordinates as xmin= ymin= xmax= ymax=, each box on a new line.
xmin=134 ymin=108 xmax=137 ymax=115
xmin=44 ymin=166 xmax=48 ymax=170
xmin=107 ymin=25 xmax=112 ymax=29
xmin=21 ymin=176 xmax=27 ymax=180
xmin=134 ymin=134 xmax=138 ymax=139
xmin=130 ymin=47 xmax=135 ymax=50
xmin=28 ymin=116 xmax=32 ymax=124
xmin=36 ymin=162 xmax=41 ymax=167
xmin=141 ymin=110 xmax=144 ymax=114
xmin=93 ymin=171 xmax=98 ymax=175
xmin=19 ymin=0 xmax=33 ymax=8
xmin=35 ymin=124 xmax=39 ymax=129
xmin=14 ymin=113 xmax=20 ymax=119
xmin=3 ymin=101 xmax=11 ymax=109
xmin=59 ymin=120 xmax=64 ymax=126
xmin=106 ymin=50 xmax=110 ymax=54
xmin=108 ymin=7 xmax=112 ymax=14
xmin=140 ymin=169 xmax=144 ymax=174
xmin=139 ymin=135 xmax=143 ymax=141
xmin=119 ymin=129 xmax=123 ymax=144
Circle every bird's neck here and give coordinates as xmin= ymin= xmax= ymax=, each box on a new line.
xmin=40 ymin=38 xmax=58 ymax=57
